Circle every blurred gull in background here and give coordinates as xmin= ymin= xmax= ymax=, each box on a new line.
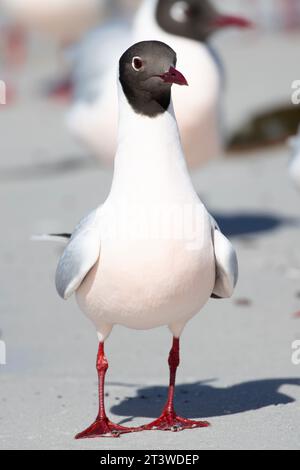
xmin=67 ymin=0 xmax=251 ymax=169
xmin=0 ymin=1 xmax=141 ymax=99
xmin=1 ymin=0 xmax=109 ymax=45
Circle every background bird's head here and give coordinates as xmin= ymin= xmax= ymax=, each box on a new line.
xmin=156 ymin=0 xmax=252 ymax=42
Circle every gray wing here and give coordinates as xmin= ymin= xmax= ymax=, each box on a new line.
xmin=211 ymin=220 xmax=238 ymax=299
xmin=55 ymin=208 xmax=101 ymax=300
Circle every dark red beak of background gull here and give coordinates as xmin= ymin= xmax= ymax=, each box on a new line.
xmin=158 ymin=66 xmax=189 ymax=86
xmin=213 ymin=14 xmax=253 ymax=29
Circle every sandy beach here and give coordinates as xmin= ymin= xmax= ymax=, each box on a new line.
xmin=0 ymin=30 xmax=300 ymax=450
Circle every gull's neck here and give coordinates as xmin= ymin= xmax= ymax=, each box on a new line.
xmin=109 ymin=83 xmax=196 ymax=203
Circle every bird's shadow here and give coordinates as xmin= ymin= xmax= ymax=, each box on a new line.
xmin=111 ymin=378 xmax=300 ymax=425
xmin=212 ymin=212 xmax=300 ymax=238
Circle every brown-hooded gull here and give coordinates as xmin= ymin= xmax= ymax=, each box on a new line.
xmin=40 ymin=40 xmax=238 ymax=438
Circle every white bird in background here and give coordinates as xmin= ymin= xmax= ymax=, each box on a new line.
xmin=0 ymin=0 xmax=141 ymax=98
xmin=68 ymin=0 xmax=251 ymax=169
xmin=0 ymin=1 xmax=27 ymax=67
xmin=1 ymin=0 xmax=109 ymax=45
xmin=42 ymin=40 xmax=238 ymax=438
xmin=289 ymin=127 xmax=300 ymax=191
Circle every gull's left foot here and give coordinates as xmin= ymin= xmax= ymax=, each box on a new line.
xmin=142 ymin=411 xmax=210 ymax=432
xmin=75 ymin=417 xmax=139 ymax=439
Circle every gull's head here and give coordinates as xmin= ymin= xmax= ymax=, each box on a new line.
xmin=156 ymin=0 xmax=253 ymax=42
xmin=119 ymin=40 xmax=188 ymax=118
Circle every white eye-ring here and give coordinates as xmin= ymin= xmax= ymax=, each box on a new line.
xmin=132 ymin=56 xmax=143 ymax=71
xmin=170 ymin=1 xmax=190 ymax=23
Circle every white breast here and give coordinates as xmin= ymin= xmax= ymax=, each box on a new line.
xmin=77 ymin=233 xmax=214 ymax=334
xmin=76 ymin=92 xmax=215 ymax=335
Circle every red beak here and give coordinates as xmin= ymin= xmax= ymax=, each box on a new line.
xmin=213 ymin=14 xmax=253 ymax=29
xmin=159 ymin=66 xmax=189 ymax=86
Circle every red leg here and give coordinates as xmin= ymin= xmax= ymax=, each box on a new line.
xmin=142 ymin=337 xmax=210 ymax=432
xmin=75 ymin=342 xmax=139 ymax=439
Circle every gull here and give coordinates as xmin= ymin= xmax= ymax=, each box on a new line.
xmin=0 ymin=0 xmax=133 ymax=99
xmin=1 ymin=0 xmax=109 ymax=45
xmin=0 ymin=0 xmax=110 ymax=94
xmin=42 ymin=40 xmax=238 ymax=438
xmin=68 ymin=0 xmax=251 ymax=169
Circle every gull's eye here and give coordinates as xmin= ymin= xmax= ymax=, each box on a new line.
xmin=132 ymin=56 xmax=143 ymax=71
xmin=170 ymin=1 xmax=194 ymax=23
